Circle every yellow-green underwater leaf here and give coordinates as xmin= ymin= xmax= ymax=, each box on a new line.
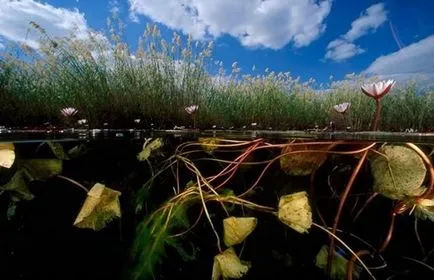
xmin=73 ymin=183 xmax=121 ymax=231
xmin=223 ymin=217 xmax=257 ymax=247
xmin=1 ymin=170 xmax=34 ymax=201
xmin=278 ymin=191 xmax=312 ymax=234
xmin=137 ymin=138 xmax=163 ymax=161
xmin=0 ymin=143 xmax=15 ymax=168
xmin=19 ymin=159 xmax=63 ymax=181
xmin=212 ymin=247 xmax=251 ymax=280
xmin=413 ymin=197 xmax=434 ymax=221
xmin=280 ymin=143 xmax=330 ymax=176
xmin=68 ymin=143 xmax=90 ymax=158
xmin=315 ymin=245 xmax=361 ymax=280
xmin=371 ymin=145 xmax=426 ymax=200
xmin=47 ymin=141 xmax=70 ymax=160
xmin=198 ymin=137 xmax=220 ymax=154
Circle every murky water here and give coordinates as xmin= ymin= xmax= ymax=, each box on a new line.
xmin=1 ymin=131 xmax=434 ymax=280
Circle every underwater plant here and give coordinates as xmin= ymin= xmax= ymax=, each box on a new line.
xmin=361 ymin=80 xmax=396 ymax=131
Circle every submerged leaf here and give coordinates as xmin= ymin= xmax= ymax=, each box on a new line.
xmin=278 ymin=191 xmax=312 ymax=233
xmin=223 ymin=217 xmax=257 ymax=247
xmin=73 ymin=183 xmax=121 ymax=231
xmin=18 ymin=159 xmax=63 ymax=181
xmin=414 ymin=197 xmax=434 ymax=221
xmin=199 ymin=137 xmax=220 ymax=154
xmin=371 ymin=145 xmax=426 ymax=199
xmin=137 ymin=138 xmax=163 ymax=161
xmin=68 ymin=143 xmax=90 ymax=158
xmin=0 ymin=143 xmax=15 ymax=168
xmin=130 ymin=202 xmax=191 ymax=280
xmin=315 ymin=245 xmax=361 ymax=280
xmin=47 ymin=141 xmax=70 ymax=160
xmin=280 ymin=143 xmax=330 ymax=176
xmin=212 ymin=247 xmax=250 ymax=280
xmin=2 ymin=170 xmax=34 ymax=201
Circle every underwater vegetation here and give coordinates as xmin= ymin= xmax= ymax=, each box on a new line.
xmin=2 ymin=136 xmax=434 ymax=279
xmin=0 ymin=22 xmax=434 ymax=131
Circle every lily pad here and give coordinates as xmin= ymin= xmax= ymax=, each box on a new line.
xmin=137 ymin=138 xmax=163 ymax=161
xmin=199 ymin=137 xmax=220 ymax=154
xmin=0 ymin=143 xmax=15 ymax=168
xmin=212 ymin=247 xmax=250 ymax=280
xmin=371 ymin=145 xmax=426 ymax=200
xmin=18 ymin=159 xmax=63 ymax=181
xmin=1 ymin=170 xmax=34 ymax=201
xmin=47 ymin=141 xmax=70 ymax=160
xmin=73 ymin=183 xmax=121 ymax=231
xmin=278 ymin=191 xmax=312 ymax=233
xmin=280 ymin=143 xmax=331 ymax=176
xmin=413 ymin=197 xmax=434 ymax=221
xmin=223 ymin=217 xmax=257 ymax=247
xmin=315 ymin=245 xmax=361 ymax=280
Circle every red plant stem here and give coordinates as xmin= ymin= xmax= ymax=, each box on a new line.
xmin=353 ymin=192 xmax=379 ymax=222
xmin=372 ymin=99 xmax=382 ymax=131
xmin=327 ymin=149 xmax=369 ymax=277
xmin=346 ymin=250 xmax=371 ymax=280
xmin=379 ymin=211 xmax=396 ymax=253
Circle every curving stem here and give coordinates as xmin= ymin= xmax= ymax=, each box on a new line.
xmin=372 ymin=99 xmax=382 ymax=131
xmin=347 ymin=250 xmax=371 ymax=280
xmin=327 ymin=149 xmax=370 ymax=277
xmin=378 ymin=211 xmax=396 ymax=253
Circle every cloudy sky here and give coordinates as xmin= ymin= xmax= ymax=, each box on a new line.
xmin=0 ymin=0 xmax=433 ymax=86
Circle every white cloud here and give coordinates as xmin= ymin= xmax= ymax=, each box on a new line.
xmin=363 ymin=35 xmax=434 ymax=87
xmin=128 ymin=0 xmax=332 ymax=49
xmin=343 ymin=3 xmax=388 ymax=41
xmin=324 ymin=39 xmax=365 ymax=62
xmin=325 ymin=3 xmax=387 ymax=62
xmin=0 ymin=0 xmax=90 ymax=49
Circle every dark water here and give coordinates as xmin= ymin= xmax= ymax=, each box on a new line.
xmin=1 ymin=132 xmax=434 ymax=280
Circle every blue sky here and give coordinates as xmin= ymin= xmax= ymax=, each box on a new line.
xmin=1 ymin=0 xmax=433 ymax=86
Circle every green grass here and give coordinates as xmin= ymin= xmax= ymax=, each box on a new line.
xmin=0 ymin=22 xmax=433 ymax=131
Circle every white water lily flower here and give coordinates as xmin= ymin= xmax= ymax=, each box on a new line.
xmin=361 ymin=80 xmax=396 ymax=100
xmin=333 ymin=102 xmax=351 ymax=114
xmin=134 ymin=119 xmax=141 ymax=124
xmin=185 ymin=105 xmax=199 ymax=115
xmin=77 ymin=119 xmax=87 ymax=125
xmin=60 ymin=107 xmax=78 ymax=117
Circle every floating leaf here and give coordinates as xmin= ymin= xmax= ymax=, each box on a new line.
xmin=73 ymin=183 xmax=121 ymax=231
xmin=137 ymin=138 xmax=163 ymax=161
xmin=199 ymin=137 xmax=220 ymax=154
xmin=19 ymin=159 xmax=63 ymax=181
xmin=0 ymin=143 xmax=15 ymax=168
xmin=1 ymin=170 xmax=34 ymax=201
xmin=223 ymin=217 xmax=257 ymax=247
xmin=212 ymin=247 xmax=250 ymax=280
xmin=278 ymin=191 xmax=312 ymax=233
xmin=280 ymin=143 xmax=330 ymax=176
xmin=47 ymin=141 xmax=70 ymax=160
xmin=315 ymin=245 xmax=361 ymax=280
xmin=371 ymin=145 xmax=426 ymax=200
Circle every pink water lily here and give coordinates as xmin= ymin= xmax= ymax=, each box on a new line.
xmin=185 ymin=105 xmax=199 ymax=129
xmin=60 ymin=107 xmax=78 ymax=117
xmin=361 ymin=80 xmax=395 ymax=100
xmin=185 ymin=105 xmax=199 ymax=115
xmin=333 ymin=102 xmax=350 ymax=114
xmin=360 ymin=79 xmax=396 ymax=131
